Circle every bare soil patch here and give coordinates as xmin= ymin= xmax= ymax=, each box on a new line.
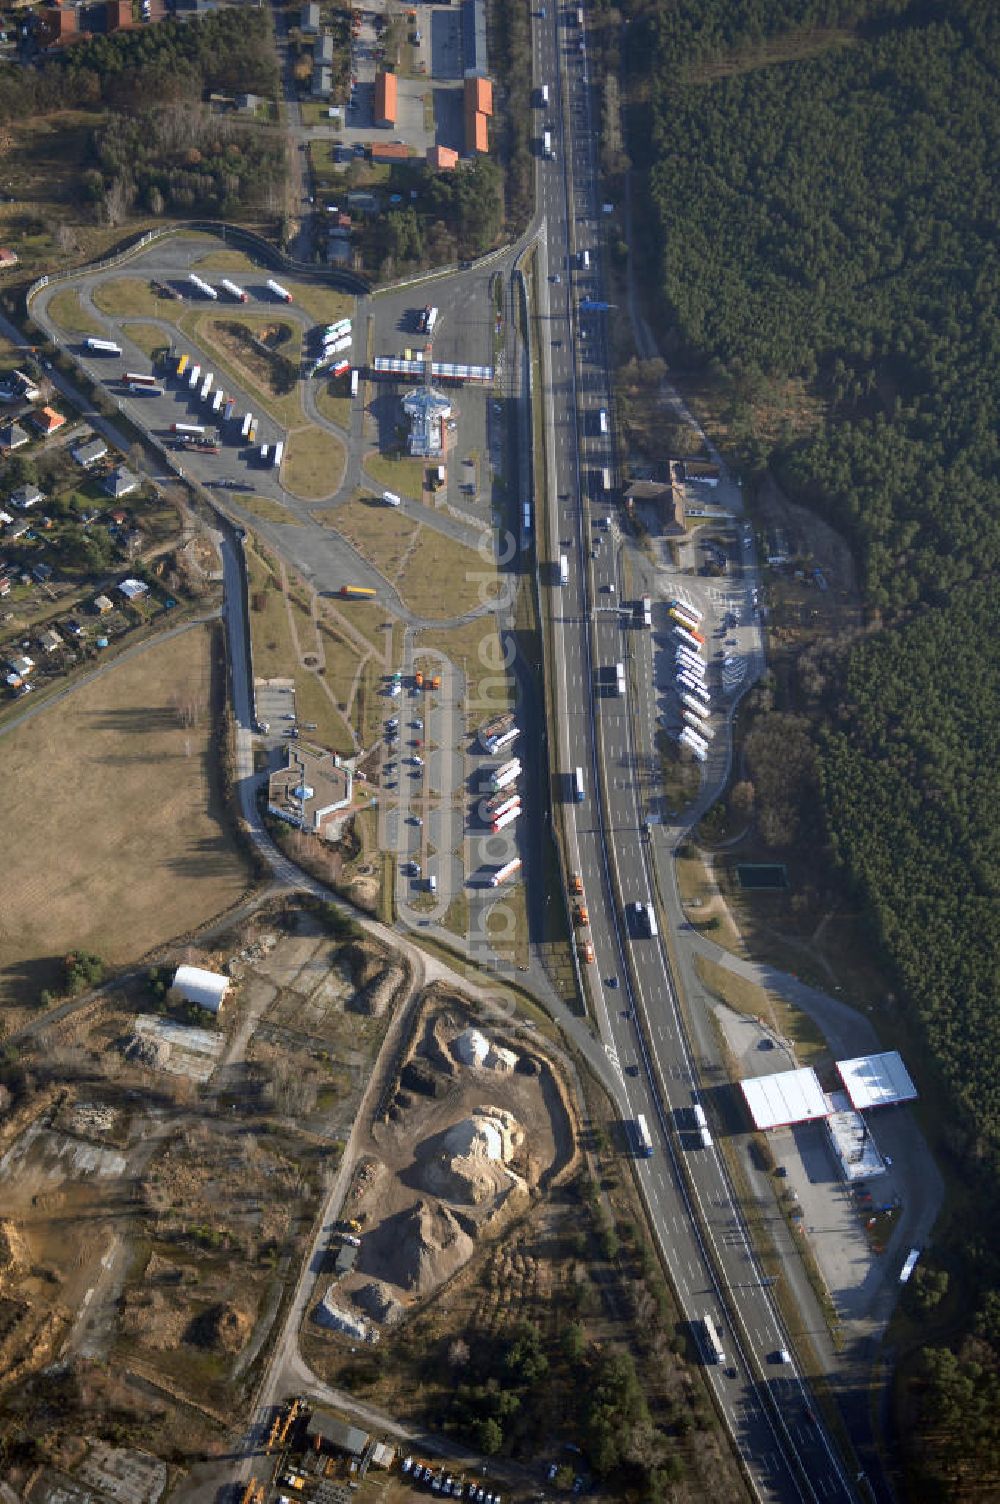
xmin=0 ymin=625 xmax=251 ymax=1017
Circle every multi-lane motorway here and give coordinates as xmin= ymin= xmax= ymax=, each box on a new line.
xmin=532 ymin=8 xmax=863 ymax=1503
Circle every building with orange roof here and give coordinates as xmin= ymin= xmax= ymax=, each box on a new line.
xmin=463 ymin=73 xmax=492 ymax=155
xmin=107 ymin=0 xmax=132 ymax=28
xmin=465 ymin=74 xmax=492 ymax=116
xmin=427 ymin=145 xmax=459 ymax=172
xmin=370 ymin=141 xmax=411 ymax=164
xmin=52 ymin=0 xmax=77 ymax=39
xmin=374 ymin=70 xmax=397 ymax=127
xmin=31 ymin=407 xmax=66 ymax=436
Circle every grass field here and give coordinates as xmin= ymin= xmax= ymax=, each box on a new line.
xmin=331 ymin=500 xmax=499 ymax=620
xmin=121 ymin=321 xmax=173 ymax=360
xmin=416 ymin=615 xmax=512 ymax=727
xmin=0 ymin=625 xmax=251 ymax=1016
xmin=47 ymin=288 xmax=102 ymax=337
xmin=314 ymin=380 xmax=354 ymax=433
xmin=191 ymin=250 xmax=257 ymax=272
xmin=233 ymin=493 xmax=303 ymax=526
xmin=282 ymin=426 xmax=347 ymax=500
xmin=184 ymin=311 xmax=303 ymax=429
xmin=363 ymin=451 xmax=426 ymax=501
xmin=92 ymin=277 xmax=164 ymax=320
xmin=245 ymin=542 xmax=355 ymax=756
xmin=288 ymin=283 xmax=356 ymax=328
xmin=693 ymin=952 xmax=830 ymax=1072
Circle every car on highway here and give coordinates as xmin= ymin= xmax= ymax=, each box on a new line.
xmin=606 ymin=975 xmax=618 ymax=988
xmin=625 ymin=1064 xmax=639 ymax=1077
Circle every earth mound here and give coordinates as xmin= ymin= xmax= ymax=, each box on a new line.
xmin=352 ymin=1280 xmax=403 ymax=1326
xmin=362 ymin=1199 xmax=474 ymax=1295
xmin=184 ymin=1301 xmax=251 ymax=1354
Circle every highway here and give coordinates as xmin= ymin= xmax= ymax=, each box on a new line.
xmin=531 ymin=7 xmax=861 ymax=1503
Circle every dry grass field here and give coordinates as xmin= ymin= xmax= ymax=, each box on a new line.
xmin=281 ymin=425 xmax=347 ymax=500
xmin=0 ymin=625 xmax=252 ymax=1015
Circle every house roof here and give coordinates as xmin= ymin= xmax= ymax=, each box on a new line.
xmin=0 ymin=422 xmax=28 ymax=448
xmin=118 ymin=577 xmax=148 ymax=600
xmin=370 ymin=141 xmax=410 ymax=161
xmin=0 ymin=248 xmax=18 ymax=268
xmin=374 ymin=69 xmax=397 ymax=124
xmin=94 ymin=594 xmax=114 ymax=612
xmin=33 ymin=407 xmax=65 ymax=433
xmin=104 ymin=465 xmax=139 ymax=497
xmin=427 ymin=145 xmax=458 ymax=171
xmin=72 ymin=438 xmax=108 ymax=465
xmin=465 ymin=74 xmax=492 ymax=115
xmin=464 ymin=91 xmax=489 ymax=154
xmin=10 ymin=484 xmax=42 ymax=509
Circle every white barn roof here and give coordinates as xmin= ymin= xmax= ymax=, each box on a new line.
xmin=836 ymin=1051 xmax=917 ymax=1110
xmin=173 ymin=964 xmax=230 ymax=1013
xmin=741 ymin=1067 xmax=829 ymax=1130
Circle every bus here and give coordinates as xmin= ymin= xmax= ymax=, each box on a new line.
xmin=573 ymin=767 xmax=585 ymax=802
xmin=85 ymin=338 xmax=121 ymax=356
xmin=340 ymin=584 xmax=377 ymax=599
xmin=601 ymin=467 xmax=611 ymax=492
xmin=678 ymin=676 xmax=710 ymax=705
xmin=633 ymin=1115 xmax=654 ymax=1157
xmin=700 ymin=1314 xmax=725 ymax=1365
xmin=176 ymin=354 xmax=190 ymax=378
xmin=676 ymin=659 xmax=707 ymax=684
xmin=490 ymin=857 xmax=522 ymax=888
xmin=899 ymin=1248 xmax=921 ymax=1284
xmin=676 ymin=648 xmax=706 ymax=672
xmin=670 ymin=598 xmax=703 ymax=625
xmin=123 ymin=371 xmax=158 ymax=388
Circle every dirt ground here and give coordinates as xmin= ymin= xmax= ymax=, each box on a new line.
xmin=0 ymin=906 xmax=401 ymax=1461
xmin=0 ymin=625 xmax=252 ymax=1021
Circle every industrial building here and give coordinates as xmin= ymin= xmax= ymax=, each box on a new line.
xmin=740 ymin=1050 xmax=918 ymax=1183
xmin=172 ymin=964 xmax=231 ymax=1014
xmin=402 ymin=384 xmax=452 ymax=459
xmin=374 ymin=69 xmax=397 ymax=127
xmin=267 ymin=742 xmax=353 ymax=837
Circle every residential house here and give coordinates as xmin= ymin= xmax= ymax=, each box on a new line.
xmin=680 ymin=459 xmax=722 ymax=486
xmin=0 ymin=421 xmax=29 ymax=450
xmin=93 ymin=594 xmax=114 ymax=614
xmin=427 ymin=145 xmax=458 ymax=172
xmin=301 ymin=0 xmax=319 ymax=32
xmin=236 ymin=93 xmax=259 ymax=113
xmin=32 ymin=561 xmax=52 ymax=583
xmin=118 ymin=577 xmax=148 ymax=602
xmin=0 ymin=576 xmax=11 ymax=598
xmin=106 ymin=0 xmax=132 ymax=27
xmin=369 ymin=141 xmax=410 ymax=164
xmin=6 ymin=518 xmax=30 ymax=541
xmin=6 ymin=654 xmax=34 ymax=678
xmin=623 ymin=478 xmax=684 ymax=535
xmin=37 ymin=627 xmax=61 ymax=654
xmin=104 ymin=466 xmax=140 ymax=499
xmin=312 ymin=63 xmax=332 ymax=98
xmin=71 ymin=437 xmax=109 ymax=468
xmin=374 ymin=69 xmax=397 ymax=127
xmin=0 ymin=510 xmax=11 ymax=526
xmin=31 ymin=407 xmax=66 ymax=436
xmin=316 ymin=28 xmax=333 ymax=62
xmin=0 ymin=248 xmax=18 ymax=270
xmin=463 ymin=74 xmax=493 ymax=156
xmin=462 ymin=0 xmax=487 ymax=75
xmin=9 ymin=485 xmax=42 ymax=511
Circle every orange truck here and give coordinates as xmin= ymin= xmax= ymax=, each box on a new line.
xmin=569 ymin=873 xmax=583 ymax=896
xmin=574 ymin=905 xmax=589 ymax=927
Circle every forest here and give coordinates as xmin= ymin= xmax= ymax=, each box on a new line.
xmin=621 ymin=0 xmax=999 ymax=1494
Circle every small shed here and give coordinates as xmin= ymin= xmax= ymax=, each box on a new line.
xmin=172 ymin=964 xmax=230 ymax=1014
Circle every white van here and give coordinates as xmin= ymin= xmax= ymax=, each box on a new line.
xmin=382 ymin=490 xmax=402 ymax=507
xmin=580 ymin=249 xmax=590 ymax=269
xmin=427 ymin=875 xmax=437 ymax=894
xmin=598 ymin=408 xmax=608 ymax=434
xmin=540 ymin=84 xmax=550 ymax=107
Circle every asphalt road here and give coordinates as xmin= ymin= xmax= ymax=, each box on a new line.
xmin=530 ymin=9 xmax=861 ymax=1503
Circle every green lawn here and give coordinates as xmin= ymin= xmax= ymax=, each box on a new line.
xmin=121 ymin=322 xmax=173 ymax=360
xmin=362 ymin=451 xmax=426 ymax=501
xmin=92 ymin=278 xmax=164 ymax=319
xmin=282 ymin=425 xmax=347 ymax=500
xmin=47 ymin=288 xmax=101 ymax=337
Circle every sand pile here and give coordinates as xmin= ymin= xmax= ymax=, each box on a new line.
xmin=362 ymin=1199 xmax=474 ymax=1295
xmin=451 ymin=1029 xmax=518 ymax=1073
xmin=417 ymin=1108 xmax=526 ymax=1207
xmin=185 ymin=1302 xmax=252 ymax=1354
